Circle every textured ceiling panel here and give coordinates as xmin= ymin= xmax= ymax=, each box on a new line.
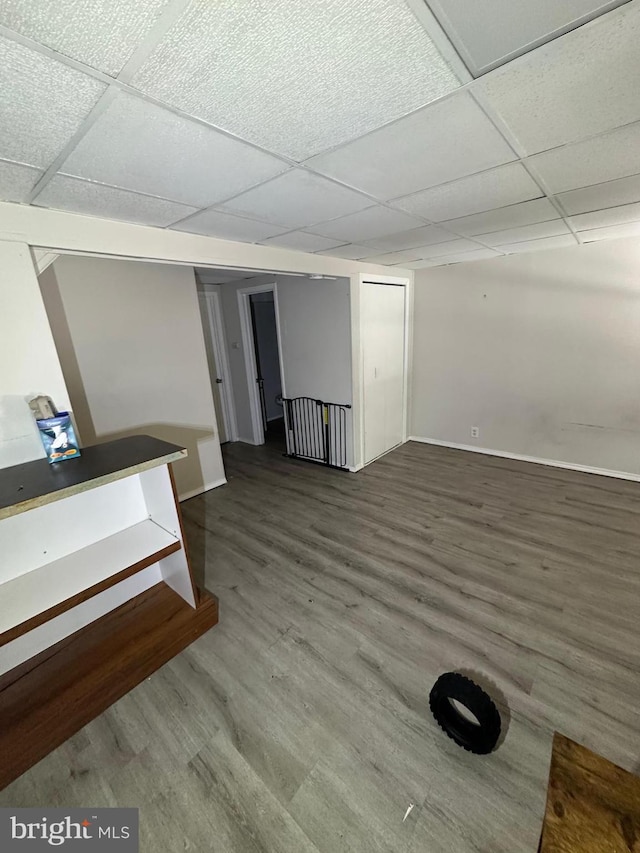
xmin=0 ymin=37 xmax=106 ymax=168
xmin=132 ymin=0 xmax=460 ymax=161
xmin=479 ymin=220 xmax=571 ymax=247
xmin=261 ymin=232 xmax=346 ymax=253
xmin=403 ymin=258 xmax=443 ymax=269
xmin=307 ymin=94 xmax=515 ymax=200
xmin=425 ymin=0 xmax=630 ymax=76
xmin=61 ymin=93 xmax=288 ymax=208
xmin=313 ymin=206 xmax=425 ymax=243
xmin=417 ymin=238 xmax=482 ymax=258
xmin=34 ymin=174 xmax=198 ymax=226
xmin=0 ymin=0 xmax=171 ymax=76
xmin=315 ymin=244 xmax=374 ymax=259
xmin=0 ymin=159 xmax=42 ymax=202
xmin=443 ymin=198 xmax=560 ymax=236
xmin=430 ymin=248 xmax=502 ymax=265
xmin=579 ymin=221 xmax=640 ymax=240
xmin=363 ymin=224 xmax=453 ymax=252
xmin=477 ymin=3 xmax=640 ymax=155
xmin=360 ymin=249 xmax=424 ymax=265
xmin=393 ymin=163 xmax=542 ymax=222
xmin=501 ymin=234 xmax=579 ymax=253
xmin=221 ymin=170 xmax=371 ymax=228
xmin=527 ymin=122 xmax=640 ymax=194
xmin=557 ymin=173 xmax=640 ymax=215
xmin=171 ymin=209 xmax=288 ymax=242
xmin=569 ymin=201 xmax=640 ymax=231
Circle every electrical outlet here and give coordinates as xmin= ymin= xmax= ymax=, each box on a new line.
xmin=471 ymin=426 xmax=479 ymax=439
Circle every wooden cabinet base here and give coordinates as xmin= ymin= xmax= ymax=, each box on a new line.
xmin=0 ymin=582 xmax=218 ymax=790
xmin=539 ymin=732 xmax=640 ymax=851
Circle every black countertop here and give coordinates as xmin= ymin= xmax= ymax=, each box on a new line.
xmin=0 ymin=435 xmax=186 ymax=519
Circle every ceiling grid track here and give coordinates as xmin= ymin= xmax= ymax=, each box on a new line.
xmin=0 ymin=0 xmax=638 ymax=264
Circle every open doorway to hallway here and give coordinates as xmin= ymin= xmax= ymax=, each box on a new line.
xmin=248 ymin=290 xmax=285 ymax=451
xmin=196 ymin=267 xmax=355 ymax=470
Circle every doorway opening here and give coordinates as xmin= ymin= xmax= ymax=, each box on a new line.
xmin=248 ymin=291 xmax=285 ymax=448
xmin=238 ymin=283 xmax=286 ymax=451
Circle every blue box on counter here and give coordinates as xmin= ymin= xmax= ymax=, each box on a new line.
xmin=36 ymin=412 xmax=81 ymax=463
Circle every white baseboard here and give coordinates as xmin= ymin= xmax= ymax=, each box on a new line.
xmin=179 ymin=477 xmax=227 ymax=501
xmin=348 ymin=463 xmax=364 ymax=473
xmin=408 ymin=436 xmax=640 ymax=483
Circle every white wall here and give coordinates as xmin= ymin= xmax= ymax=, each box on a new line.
xmin=411 ymin=236 xmax=640 ymax=477
xmin=39 ymin=255 xmax=224 ymax=498
xmin=0 ymin=242 xmax=71 ymax=468
xmin=277 ymin=276 xmax=352 ymax=405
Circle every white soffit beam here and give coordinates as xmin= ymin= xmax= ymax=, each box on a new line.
xmin=0 ymin=201 xmax=414 ymax=279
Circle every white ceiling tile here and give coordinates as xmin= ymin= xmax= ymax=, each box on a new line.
xmin=477 ymin=3 xmax=640 ymax=154
xmin=261 ymin=231 xmax=345 ymax=253
xmin=0 ymin=159 xmax=42 ymax=202
xmin=527 ymin=122 xmax=640 ymax=194
xmin=315 ymin=244 xmax=374 ymax=259
xmin=443 ymin=198 xmax=560 ymax=236
xmin=0 ymin=37 xmax=106 ymax=168
xmin=416 ymin=238 xmax=484 ymax=258
xmin=558 ymin=174 xmax=640 ymax=215
xmin=132 ymin=0 xmax=460 ymax=161
xmin=569 ymin=201 xmax=640 ymax=231
xmin=579 ymin=221 xmax=640 ymax=241
xmin=362 ymin=225 xmax=453 ymax=252
xmin=360 ymin=250 xmax=424 ymax=265
xmin=502 ymin=234 xmax=579 ymax=253
xmin=312 ymin=206 xmax=425 ymax=243
xmin=220 ymin=170 xmax=371 ymax=228
xmin=403 ymin=259 xmax=443 ymax=269
xmin=479 ymin=220 xmax=571 ymax=246
xmin=430 ymin=248 xmax=503 ymax=265
xmin=171 ymin=209 xmax=288 ymax=242
xmin=61 ymin=92 xmax=288 ymax=208
xmin=307 ymin=93 xmax=516 ymax=200
xmin=427 ymin=0 xmax=629 ymax=76
xmin=0 ymin=0 xmax=171 ymax=76
xmin=392 ymin=162 xmax=542 ymax=222
xmin=34 ymin=175 xmax=198 ymax=226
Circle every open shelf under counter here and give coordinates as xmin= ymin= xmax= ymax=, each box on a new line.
xmin=0 ymin=581 xmax=218 ymax=790
xmin=0 ymin=518 xmax=181 ymax=647
xmin=0 ymin=434 xmax=218 ymax=787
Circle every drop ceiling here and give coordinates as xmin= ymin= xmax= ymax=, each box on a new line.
xmin=0 ymin=0 xmax=638 ymax=269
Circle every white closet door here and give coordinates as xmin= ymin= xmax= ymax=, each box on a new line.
xmin=362 ymin=283 xmax=406 ymax=464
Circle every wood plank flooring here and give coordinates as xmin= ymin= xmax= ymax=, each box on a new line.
xmin=2 ymin=440 xmax=640 ymax=852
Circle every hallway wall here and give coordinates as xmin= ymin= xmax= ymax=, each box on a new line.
xmin=39 ymin=255 xmax=225 ymax=499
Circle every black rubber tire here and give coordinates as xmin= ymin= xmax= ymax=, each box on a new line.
xmin=429 ymin=672 xmax=501 ymax=755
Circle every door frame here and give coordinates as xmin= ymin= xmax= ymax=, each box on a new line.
xmin=237 ymin=282 xmax=286 ymax=446
xmin=199 ymin=289 xmax=238 ymax=443
xmin=356 ymin=274 xmax=412 ymax=469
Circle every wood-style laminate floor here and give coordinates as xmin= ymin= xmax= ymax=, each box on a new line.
xmin=3 ymin=441 xmax=640 ymax=852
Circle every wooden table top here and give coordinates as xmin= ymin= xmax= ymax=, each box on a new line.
xmin=0 ymin=434 xmax=186 ymax=520
xmin=540 ymin=733 xmax=640 ymax=852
